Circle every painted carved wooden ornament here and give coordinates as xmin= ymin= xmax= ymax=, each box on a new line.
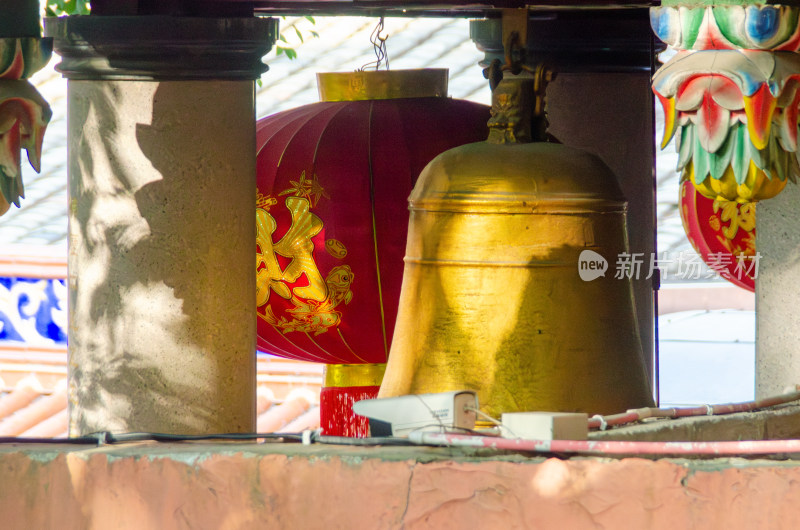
xmin=0 ymin=79 xmax=51 ymax=216
xmin=0 ymin=22 xmax=52 ymax=216
xmin=255 ymin=69 xmax=490 ymax=435
xmin=652 ymin=4 xmax=800 ymax=203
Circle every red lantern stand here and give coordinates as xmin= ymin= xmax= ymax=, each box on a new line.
xmin=255 ymin=70 xmax=490 ymax=436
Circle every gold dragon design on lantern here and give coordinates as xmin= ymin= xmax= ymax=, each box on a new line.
xmin=255 ymin=171 xmax=354 ymax=337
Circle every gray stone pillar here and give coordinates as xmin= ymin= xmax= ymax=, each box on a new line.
xmin=46 ymin=16 xmax=277 ymax=435
xmin=756 ymin=187 xmax=800 ymax=397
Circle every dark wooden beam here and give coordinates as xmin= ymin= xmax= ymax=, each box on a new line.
xmin=90 ymin=0 xmax=255 ymax=16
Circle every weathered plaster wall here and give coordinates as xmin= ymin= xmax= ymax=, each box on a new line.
xmin=0 ymin=444 xmax=799 ymax=529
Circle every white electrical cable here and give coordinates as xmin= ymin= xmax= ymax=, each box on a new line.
xmin=590 ymin=414 xmax=608 ymax=431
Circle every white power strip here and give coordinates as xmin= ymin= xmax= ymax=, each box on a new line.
xmin=501 ymin=412 xmax=588 ymax=440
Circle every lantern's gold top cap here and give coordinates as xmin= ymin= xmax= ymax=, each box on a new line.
xmin=317 ymin=69 xmax=448 ymax=102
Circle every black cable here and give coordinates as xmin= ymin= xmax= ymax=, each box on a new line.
xmin=0 ymin=431 xmax=437 ymax=448
xmin=0 ymin=432 xmax=306 ymax=446
xmin=0 ymin=436 xmax=100 ymax=445
xmin=103 ymin=432 xmax=305 ymax=444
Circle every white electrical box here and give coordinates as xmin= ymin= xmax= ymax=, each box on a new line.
xmin=353 ymin=391 xmax=478 ymax=437
xmin=501 ymin=412 xmax=588 ymax=440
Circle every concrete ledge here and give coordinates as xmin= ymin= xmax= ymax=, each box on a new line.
xmin=590 ymin=404 xmax=800 ymax=442
xmin=2 ymin=442 xmax=800 ymax=528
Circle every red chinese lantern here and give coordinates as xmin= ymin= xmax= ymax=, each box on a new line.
xmin=256 ymin=70 xmax=490 ymax=436
xmin=679 ymin=180 xmax=756 ymax=291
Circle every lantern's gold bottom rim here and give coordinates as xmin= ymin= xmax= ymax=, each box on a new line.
xmin=324 ymin=363 xmax=386 ymax=388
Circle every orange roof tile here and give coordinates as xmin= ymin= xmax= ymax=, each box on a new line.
xmin=257 ymin=386 xmax=275 ymax=415
xmin=19 ymin=408 xmax=68 ymax=437
xmin=0 ymin=374 xmax=43 ymax=418
xmin=0 ymin=351 xmax=322 ymax=438
xmin=256 ymin=388 xmax=316 ymax=433
xmin=0 ymin=379 xmax=67 ymax=436
xmin=282 ymin=406 xmax=321 ymax=433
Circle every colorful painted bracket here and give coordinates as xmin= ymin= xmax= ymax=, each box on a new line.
xmin=652 ymin=5 xmax=800 ymax=51
xmin=654 ymin=49 xmax=800 ymax=202
xmin=0 ymin=38 xmax=52 ymax=80
xmin=0 ymin=80 xmax=52 ymax=216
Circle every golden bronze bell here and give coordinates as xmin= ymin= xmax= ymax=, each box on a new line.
xmin=378 ymin=71 xmax=654 ymax=417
